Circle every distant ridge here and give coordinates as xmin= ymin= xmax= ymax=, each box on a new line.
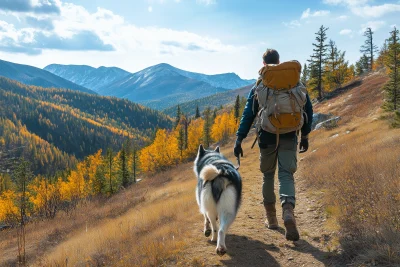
xmin=44 ymin=64 xmax=131 ymax=92
xmin=0 ymin=59 xmax=94 ymax=94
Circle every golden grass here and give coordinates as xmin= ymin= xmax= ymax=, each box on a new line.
xmin=300 ymin=73 xmax=400 ymax=265
xmin=0 ymin=163 xmax=201 ymax=266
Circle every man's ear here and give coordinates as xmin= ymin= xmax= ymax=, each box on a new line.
xmin=198 ymin=144 xmax=205 ymax=158
xmin=214 ymin=146 xmax=220 ymax=153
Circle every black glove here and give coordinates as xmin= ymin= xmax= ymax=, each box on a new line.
xmin=234 ymin=139 xmax=243 ymax=158
xmin=299 ymin=136 xmax=309 ymax=153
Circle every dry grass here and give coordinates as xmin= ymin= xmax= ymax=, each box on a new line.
xmin=300 ymin=72 xmax=400 ymax=265
xmin=0 ymin=163 xmax=201 ymax=266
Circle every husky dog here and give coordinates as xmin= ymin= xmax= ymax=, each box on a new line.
xmin=194 ymin=145 xmax=242 ymax=256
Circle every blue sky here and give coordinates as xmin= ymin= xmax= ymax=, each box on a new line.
xmin=0 ymin=0 xmax=399 ymax=79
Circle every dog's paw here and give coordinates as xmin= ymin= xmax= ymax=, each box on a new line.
xmin=216 ymin=246 xmax=227 ymax=256
xmin=204 ymin=229 xmax=211 ymax=237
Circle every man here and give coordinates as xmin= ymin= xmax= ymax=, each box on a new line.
xmin=233 ymin=49 xmax=313 ymax=241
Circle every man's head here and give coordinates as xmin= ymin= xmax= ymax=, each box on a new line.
xmin=263 ymin=49 xmax=280 ymax=65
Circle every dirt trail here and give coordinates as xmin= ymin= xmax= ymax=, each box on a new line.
xmin=180 ymin=135 xmax=337 ymax=267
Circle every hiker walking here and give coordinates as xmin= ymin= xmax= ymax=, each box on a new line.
xmin=234 ymin=49 xmax=313 ymax=241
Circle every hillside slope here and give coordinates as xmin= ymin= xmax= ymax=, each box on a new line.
xmin=0 ymin=59 xmax=94 ymax=94
xmin=0 ymin=77 xmax=172 ymax=172
xmin=1 ymin=72 xmax=398 ymax=266
xmin=44 ymin=64 xmax=131 ymax=92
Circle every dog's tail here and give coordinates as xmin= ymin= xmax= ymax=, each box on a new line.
xmin=200 ymin=165 xmax=221 ymax=181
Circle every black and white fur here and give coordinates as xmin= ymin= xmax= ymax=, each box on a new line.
xmin=194 ymin=145 xmax=242 ymax=256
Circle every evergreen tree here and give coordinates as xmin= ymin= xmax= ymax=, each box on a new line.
xmin=355 ymin=54 xmax=369 ymax=76
xmin=301 ymin=63 xmax=309 ymax=86
xmin=234 ymin=95 xmax=240 ymax=122
xmin=383 ymin=27 xmax=400 ymax=112
xmin=119 ymin=144 xmax=130 ymax=187
xmin=203 ymin=107 xmax=212 ymax=148
xmin=177 ymin=123 xmax=185 ymax=159
xmin=93 ymin=163 xmax=106 ymax=194
xmin=175 ymin=105 xmax=181 ymax=128
xmin=13 ymin=159 xmax=32 ymax=265
xmin=308 ymin=25 xmax=329 ymax=99
xmin=106 ymin=148 xmax=114 ymax=194
xmin=325 ymin=40 xmax=349 ymax=90
xmin=131 ymin=142 xmax=139 ymax=183
xmin=195 ymin=105 xmax=201 ymax=119
xmin=360 ymin=27 xmax=379 ymax=71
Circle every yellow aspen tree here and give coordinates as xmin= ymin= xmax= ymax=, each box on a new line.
xmin=185 ymin=118 xmax=204 ymax=158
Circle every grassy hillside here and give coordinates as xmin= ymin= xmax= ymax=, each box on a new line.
xmin=0 ymin=77 xmax=172 ymax=173
xmin=163 ymin=84 xmax=252 ymax=117
xmin=1 ymin=71 xmax=398 ymax=266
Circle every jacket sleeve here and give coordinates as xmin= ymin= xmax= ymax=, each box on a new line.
xmin=301 ymin=93 xmax=313 ymax=137
xmin=236 ymin=86 xmax=258 ymax=141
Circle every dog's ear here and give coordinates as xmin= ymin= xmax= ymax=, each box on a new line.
xmin=198 ymin=144 xmax=205 ymax=158
xmin=214 ymin=146 xmax=220 ymax=153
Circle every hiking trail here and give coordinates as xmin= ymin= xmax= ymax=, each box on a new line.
xmin=179 ymin=135 xmax=336 ymax=266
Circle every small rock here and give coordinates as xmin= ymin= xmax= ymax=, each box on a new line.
xmin=288 ymin=257 xmax=294 ymax=261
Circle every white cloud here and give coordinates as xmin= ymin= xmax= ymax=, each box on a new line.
xmin=360 ymin=21 xmax=386 ymax=33
xmin=340 ymin=29 xmax=352 ymax=35
xmin=350 ymin=4 xmax=400 ymax=18
xmin=0 ymin=1 xmax=239 ymax=56
xmin=323 ymin=0 xmax=369 ymax=6
xmin=301 ymin=8 xmax=330 ymax=19
xmin=196 ymin=0 xmax=216 ymax=5
xmin=336 ymin=15 xmax=348 ymax=20
xmin=283 ymin=20 xmax=301 ymax=28
xmin=148 ymin=6 xmax=153 ymax=12
xmin=324 ymin=0 xmax=400 ymax=18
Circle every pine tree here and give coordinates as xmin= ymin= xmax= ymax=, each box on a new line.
xmin=13 ymin=160 xmax=32 ymax=265
xmin=203 ymin=107 xmax=212 ymax=148
xmin=325 ymin=40 xmax=349 ymax=90
xmin=195 ymin=105 xmax=201 ymax=119
xmin=355 ymin=54 xmax=369 ymax=76
xmin=177 ymin=124 xmax=185 ymax=159
xmin=383 ymin=27 xmax=400 ymax=112
xmin=360 ymin=27 xmax=379 ymax=71
xmin=106 ymin=148 xmax=114 ymax=194
xmin=308 ymin=25 xmax=329 ymax=99
xmin=119 ymin=144 xmax=130 ymax=188
xmin=131 ymin=142 xmax=139 ymax=183
xmin=301 ymin=63 xmax=309 ymax=86
xmin=234 ymin=95 xmax=240 ymax=122
xmin=93 ymin=163 xmax=106 ymax=195
xmin=175 ymin=105 xmax=181 ymax=128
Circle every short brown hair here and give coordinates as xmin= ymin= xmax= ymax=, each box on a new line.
xmin=263 ymin=49 xmax=280 ymax=64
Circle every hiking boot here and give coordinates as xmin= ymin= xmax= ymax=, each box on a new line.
xmin=264 ymin=203 xmax=278 ymax=229
xmin=282 ymin=203 xmax=300 ymax=241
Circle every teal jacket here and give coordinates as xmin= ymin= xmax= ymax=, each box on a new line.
xmin=236 ymin=85 xmax=313 ymax=148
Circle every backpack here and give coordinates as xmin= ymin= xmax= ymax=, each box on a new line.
xmin=253 ymin=61 xmax=308 ymax=149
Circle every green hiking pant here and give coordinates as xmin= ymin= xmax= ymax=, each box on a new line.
xmin=259 ymin=136 xmax=298 ymax=207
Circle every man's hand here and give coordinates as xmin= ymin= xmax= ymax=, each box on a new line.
xmin=234 ymin=139 xmax=243 ymax=158
xmin=299 ymin=135 xmax=309 ymax=153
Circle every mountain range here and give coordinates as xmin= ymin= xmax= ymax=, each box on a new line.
xmin=44 ymin=64 xmax=131 ymax=92
xmin=44 ymin=63 xmax=255 ymax=110
xmin=0 ymin=59 xmax=94 ymax=94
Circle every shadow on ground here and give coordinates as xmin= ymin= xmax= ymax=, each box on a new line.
xmin=219 ymin=234 xmax=280 ymax=267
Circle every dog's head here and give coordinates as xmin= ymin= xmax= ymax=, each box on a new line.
xmin=196 ymin=144 xmax=220 ymax=159
xmin=194 ymin=144 xmax=220 ymax=175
